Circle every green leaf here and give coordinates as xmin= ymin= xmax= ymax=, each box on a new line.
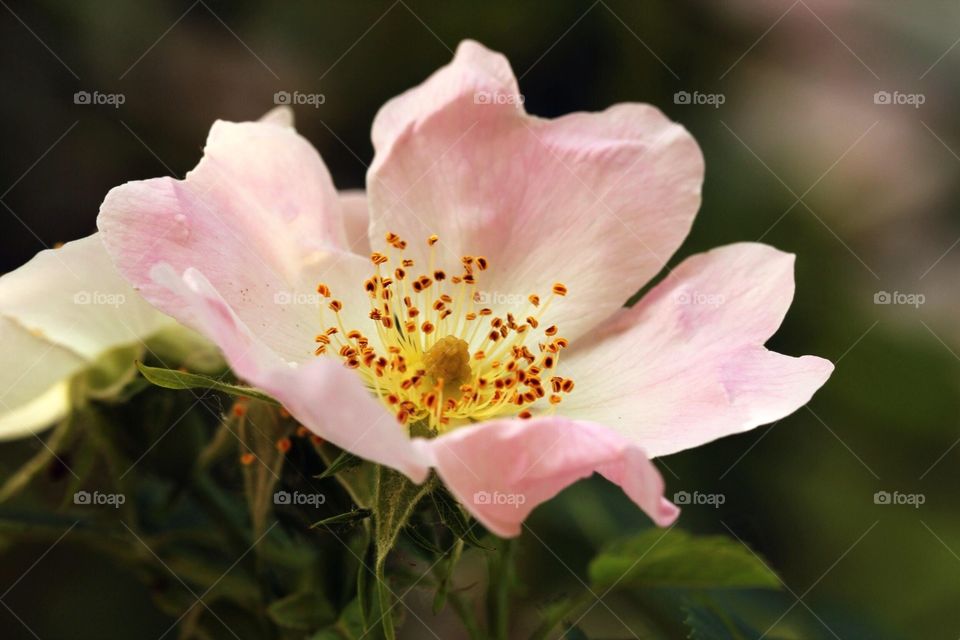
xmin=357 ymin=536 xmax=372 ymax=635
xmin=310 ymin=508 xmax=372 ymax=529
xmin=403 ymin=525 xmax=445 ymax=556
xmin=136 ymin=362 xmax=278 ymax=404
xmin=316 ymin=443 xmax=375 ymax=507
xmin=316 ymin=451 xmax=362 ymax=479
xmin=431 ymin=486 xmax=490 ymax=549
xmin=432 ymin=537 xmax=465 ymax=615
xmin=267 ymin=589 xmax=337 ymax=631
xmin=589 ymin=529 xmax=781 ymax=591
xmin=372 ymin=467 xmax=436 ymax=565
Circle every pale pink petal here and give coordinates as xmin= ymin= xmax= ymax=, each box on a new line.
xmin=0 ymin=235 xmax=174 ymax=361
xmin=98 ymin=119 xmax=366 ymax=363
xmin=0 ymin=235 xmax=176 ymax=437
xmin=259 ymin=105 xmax=295 ymax=128
xmin=368 ymin=40 xmax=704 ymax=339
xmin=420 ymin=416 xmax=677 ymax=537
xmin=338 ymin=189 xmax=371 ymax=255
xmin=0 ymin=318 xmax=83 ymax=439
xmin=0 ymin=378 xmax=71 ymax=441
xmin=560 ymin=243 xmax=834 ymax=457
xmin=150 ymin=264 xmax=431 ymax=481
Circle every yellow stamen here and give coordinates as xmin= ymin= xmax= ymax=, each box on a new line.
xmin=309 ymin=233 xmax=575 ymax=432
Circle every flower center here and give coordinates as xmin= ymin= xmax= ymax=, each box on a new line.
xmin=423 ymin=335 xmax=472 ymax=389
xmin=311 ymin=233 xmax=574 ymax=433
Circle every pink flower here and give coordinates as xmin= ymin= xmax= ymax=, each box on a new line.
xmin=97 ymin=41 xmax=832 ymax=537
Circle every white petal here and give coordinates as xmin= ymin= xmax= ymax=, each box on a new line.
xmin=0 ymin=235 xmax=175 ymax=436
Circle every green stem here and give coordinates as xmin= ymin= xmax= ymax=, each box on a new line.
xmin=487 ymin=538 xmax=514 ymax=640
xmin=370 ymin=465 xmax=434 ymax=639
xmin=0 ymin=413 xmax=74 ymax=502
xmin=375 ymin=555 xmax=396 ymax=640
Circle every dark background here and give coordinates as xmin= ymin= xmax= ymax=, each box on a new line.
xmin=2 ymin=1 xmax=959 ymax=637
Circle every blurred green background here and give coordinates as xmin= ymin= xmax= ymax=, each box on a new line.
xmin=1 ymin=0 xmax=959 ymax=638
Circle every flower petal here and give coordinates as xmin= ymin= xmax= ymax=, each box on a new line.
xmin=0 ymin=378 xmax=71 ymax=442
xmin=0 ymin=235 xmax=173 ymax=360
xmin=368 ymin=40 xmax=704 ymax=339
xmin=0 ymin=318 xmax=83 ymax=439
xmin=259 ymin=105 xmax=295 ymax=128
xmin=150 ymin=264 xmax=431 ymax=481
xmin=421 ymin=416 xmax=677 ymax=537
xmin=560 ymin=242 xmax=834 ymax=457
xmin=98 ymin=118 xmax=364 ymax=363
xmin=0 ymin=235 xmax=175 ymax=436
xmin=339 ymin=189 xmax=371 ymax=255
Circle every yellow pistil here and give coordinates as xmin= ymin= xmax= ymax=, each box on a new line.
xmin=311 ymin=233 xmax=575 ymax=433
xmin=423 ymin=335 xmax=472 ymax=388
